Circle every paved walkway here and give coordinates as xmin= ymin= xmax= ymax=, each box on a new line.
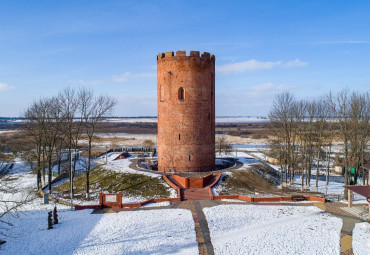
xmin=174 ymin=200 xmax=220 ymax=255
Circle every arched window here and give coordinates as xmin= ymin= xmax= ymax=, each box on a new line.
xmin=178 ymin=87 xmax=184 ymax=101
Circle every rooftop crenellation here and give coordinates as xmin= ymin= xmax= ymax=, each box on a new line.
xmin=157 ymin=50 xmax=215 ymax=60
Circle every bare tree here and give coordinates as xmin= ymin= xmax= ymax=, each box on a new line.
xmin=43 ymin=96 xmax=66 ymax=194
xmin=327 ymin=89 xmax=352 ymax=199
xmin=313 ymin=99 xmax=328 ymax=191
xmin=143 ymin=139 xmax=155 ymax=152
xmin=268 ymin=92 xmax=297 ymax=187
xmin=23 ymin=98 xmax=49 ymax=190
xmin=81 ymin=89 xmax=116 ymax=198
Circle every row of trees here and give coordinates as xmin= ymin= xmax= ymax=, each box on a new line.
xmin=269 ymin=89 xmax=370 ymax=198
xmin=24 ymin=87 xmax=116 ymax=198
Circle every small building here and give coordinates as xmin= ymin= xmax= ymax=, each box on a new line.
xmin=361 ymin=164 xmax=370 ymax=185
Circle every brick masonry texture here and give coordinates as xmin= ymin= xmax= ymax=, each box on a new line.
xmin=157 ymin=50 xmax=215 ymax=172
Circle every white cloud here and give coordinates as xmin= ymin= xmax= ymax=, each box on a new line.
xmin=312 ymin=40 xmax=370 ymax=45
xmin=251 ymin=82 xmax=298 ymax=92
xmin=112 ymin=72 xmax=156 ymax=82
xmin=283 ymin=58 xmax=307 ymax=67
xmin=251 ymin=82 xmax=274 ymax=91
xmin=0 ymin=82 xmax=15 ymax=91
xmin=68 ymin=79 xmax=102 ymax=86
xmin=217 ymin=58 xmax=307 ymax=74
xmin=217 ymin=59 xmax=282 ymax=74
xmin=112 ymin=72 xmax=131 ymax=82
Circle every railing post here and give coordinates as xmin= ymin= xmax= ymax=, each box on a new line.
xmin=99 ymin=192 xmax=103 ymax=208
xmin=348 ymin=190 xmax=353 ymax=208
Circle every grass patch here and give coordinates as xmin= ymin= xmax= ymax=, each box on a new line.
xmin=53 ymin=167 xmax=171 ymax=200
xmin=217 ymin=169 xmax=280 ymax=196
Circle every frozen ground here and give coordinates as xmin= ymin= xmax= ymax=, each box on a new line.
xmin=220 ymin=199 xmax=247 ymax=203
xmin=203 ymin=204 xmax=342 ymax=255
xmin=0 ymin=130 xmax=15 ymax=134
xmin=93 ymin=133 xmax=157 ymax=140
xmin=98 ymin=152 xmax=161 ymax=178
xmin=142 ymin=201 xmax=171 ymax=207
xmin=218 ymin=151 xmax=259 ymax=170
xmin=352 ymin=222 xmax=370 ymax=255
xmin=1 ymin=209 xmax=198 ymax=255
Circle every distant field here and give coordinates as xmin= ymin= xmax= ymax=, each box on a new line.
xmin=0 ymin=117 xmax=271 ymax=138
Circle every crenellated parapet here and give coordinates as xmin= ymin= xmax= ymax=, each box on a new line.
xmin=157 ymin=50 xmax=215 ymax=61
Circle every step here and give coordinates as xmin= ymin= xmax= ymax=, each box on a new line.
xmin=341 ymin=207 xmax=369 ymax=220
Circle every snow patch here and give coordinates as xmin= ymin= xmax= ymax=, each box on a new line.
xmin=203 ymin=204 xmax=342 ymax=255
xmin=2 ymin=209 xmax=198 ymax=255
xmin=352 ymin=222 xmax=370 ymax=255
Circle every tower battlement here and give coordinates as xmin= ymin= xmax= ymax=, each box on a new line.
xmin=157 ymin=50 xmax=215 ymax=61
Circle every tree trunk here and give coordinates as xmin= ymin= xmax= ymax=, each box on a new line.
xmin=48 ymin=155 xmax=52 ymax=194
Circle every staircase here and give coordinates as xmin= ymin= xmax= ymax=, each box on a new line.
xmin=182 ymin=188 xmax=212 ymax=200
xmin=165 ymin=174 xmax=218 ymax=201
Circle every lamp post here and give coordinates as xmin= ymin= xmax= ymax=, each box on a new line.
xmin=325 ymin=147 xmax=328 ymax=195
xmin=70 ymin=151 xmax=74 ymax=211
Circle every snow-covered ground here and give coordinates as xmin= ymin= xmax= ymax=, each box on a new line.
xmin=217 ymin=151 xmax=259 ymax=170
xmin=0 ymin=130 xmax=15 ymax=134
xmin=98 ymin=152 xmax=161 ymax=178
xmin=241 ymin=150 xmax=366 ymax=203
xmin=220 ymin=199 xmax=247 ymax=203
xmin=1 ymin=208 xmax=198 ymax=255
xmin=142 ymin=201 xmax=171 ymax=207
xmin=352 ymin=222 xmax=370 ymax=255
xmin=203 ymin=204 xmax=342 ymax=255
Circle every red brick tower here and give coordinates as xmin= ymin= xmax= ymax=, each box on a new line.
xmin=157 ymin=51 xmax=215 ymax=172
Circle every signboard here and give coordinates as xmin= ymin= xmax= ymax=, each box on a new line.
xmin=105 ymin=195 xmax=117 ymax=203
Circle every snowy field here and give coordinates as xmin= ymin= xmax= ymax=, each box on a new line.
xmin=93 ymin=133 xmax=157 ymax=140
xmin=352 ymin=222 xmax=370 ymax=255
xmin=1 ymin=209 xmax=198 ymax=255
xmin=0 ymin=130 xmax=15 ymax=134
xmin=203 ymin=204 xmax=342 ymax=255
xmin=101 ymin=116 xmax=268 ymax=123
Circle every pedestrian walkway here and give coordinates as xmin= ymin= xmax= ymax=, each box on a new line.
xmin=175 ymin=200 xmax=220 ymax=255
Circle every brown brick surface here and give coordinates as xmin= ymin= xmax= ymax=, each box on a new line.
xmin=157 ymin=51 xmax=215 ymax=172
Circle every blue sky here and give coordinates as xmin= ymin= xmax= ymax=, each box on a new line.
xmin=0 ymin=0 xmax=369 ymax=117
